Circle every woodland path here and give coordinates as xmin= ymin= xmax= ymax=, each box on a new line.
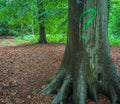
xmin=0 ymin=39 xmax=120 ymax=104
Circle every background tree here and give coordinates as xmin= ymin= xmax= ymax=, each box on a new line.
xmin=37 ymin=0 xmax=47 ymax=43
xmin=0 ymin=0 xmax=68 ymax=42
xmin=0 ymin=0 xmax=11 ymax=37
xmin=40 ymin=0 xmax=120 ymax=104
xmin=0 ymin=0 xmax=119 ymax=45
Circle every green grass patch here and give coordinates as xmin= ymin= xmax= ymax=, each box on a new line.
xmin=15 ymin=35 xmax=39 ymax=44
xmin=15 ymin=34 xmax=67 ymax=43
xmin=46 ymin=34 xmax=67 ymax=43
xmin=14 ymin=34 xmax=120 ymax=46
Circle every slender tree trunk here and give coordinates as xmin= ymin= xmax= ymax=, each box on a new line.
xmin=21 ymin=23 xmax=24 ymax=39
xmin=37 ymin=0 xmax=47 ymax=43
xmin=31 ymin=20 xmax=34 ymax=35
xmin=40 ymin=0 xmax=120 ymax=104
xmin=39 ymin=23 xmax=47 ymax=43
xmin=31 ymin=6 xmax=35 ymax=35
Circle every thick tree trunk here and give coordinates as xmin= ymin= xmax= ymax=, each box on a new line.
xmin=40 ymin=0 xmax=120 ymax=104
xmin=37 ymin=0 xmax=47 ymax=43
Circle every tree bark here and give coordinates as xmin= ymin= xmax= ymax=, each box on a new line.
xmin=37 ymin=0 xmax=47 ymax=43
xmin=40 ymin=0 xmax=120 ymax=104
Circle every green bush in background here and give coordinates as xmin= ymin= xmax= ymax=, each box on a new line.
xmin=108 ymin=0 xmax=120 ymax=46
xmin=0 ymin=0 xmax=120 ymax=46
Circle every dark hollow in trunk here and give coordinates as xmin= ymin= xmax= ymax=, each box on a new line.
xmin=40 ymin=0 xmax=120 ymax=104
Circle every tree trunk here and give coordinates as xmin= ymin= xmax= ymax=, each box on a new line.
xmin=40 ymin=0 xmax=120 ymax=104
xmin=39 ymin=23 xmax=47 ymax=43
xmin=37 ymin=0 xmax=47 ymax=43
xmin=31 ymin=6 xmax=35 ymax=35
xmin=21 ymin=23 xmax=24 ymax=39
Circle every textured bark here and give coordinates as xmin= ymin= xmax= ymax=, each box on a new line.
xmin=37 ymin=0 xmax=47 ymax=43
xmin=40 ymin=0 xmax=120 ymax=104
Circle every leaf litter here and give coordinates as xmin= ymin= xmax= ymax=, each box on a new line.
xmin=0 ymin=42 xmax=120 ymax=104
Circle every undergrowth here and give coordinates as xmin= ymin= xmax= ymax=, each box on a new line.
xmin=14 ymin=34 xmax=120 ymax=46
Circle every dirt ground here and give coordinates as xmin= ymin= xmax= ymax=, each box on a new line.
xmin=0 ymin=40 xmax=120 ymax=104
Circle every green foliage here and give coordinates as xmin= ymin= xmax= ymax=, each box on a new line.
xmin=0 ymin=0 xmax=68 ymax=39
xmin=15 ymin=35 xmax=39 ymax=43
xmin=109 ymin=0 xmax=120 ymax=36
xmin=108 ymin=34 xmax=120 ymax=46
xmin=108 ymin=0 xmax=120 ymax=46
xmin=46 ymin=34 xmax=66 ymax=43
xmin=0 ymin=0 xmax=119 ymax=46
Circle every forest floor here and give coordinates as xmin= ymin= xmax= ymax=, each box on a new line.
xmin=0 ymin=39 xmax=120 ymax=104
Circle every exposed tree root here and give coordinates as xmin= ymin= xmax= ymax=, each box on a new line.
xmin=102 ymin=77 xmax=120 ymax=104
xmin=73 ymin=69 xmax=87 ymax=104
xmin=107 ymin=71 xmax=120 ymax=104
xmin=40 ymin=61 xmax=120 ymax=104
xmin=109 ymin=86 xmax=118 ymax=104
xmin=51 ymin=75 xmax=72 ymax=104
xmin=96 ymin=64 xmax=120 ymax=104
xmin=40 ymin=67 xmax=65 ymax=94
xmin=88 ymin=84 xmax=98 ymax=102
